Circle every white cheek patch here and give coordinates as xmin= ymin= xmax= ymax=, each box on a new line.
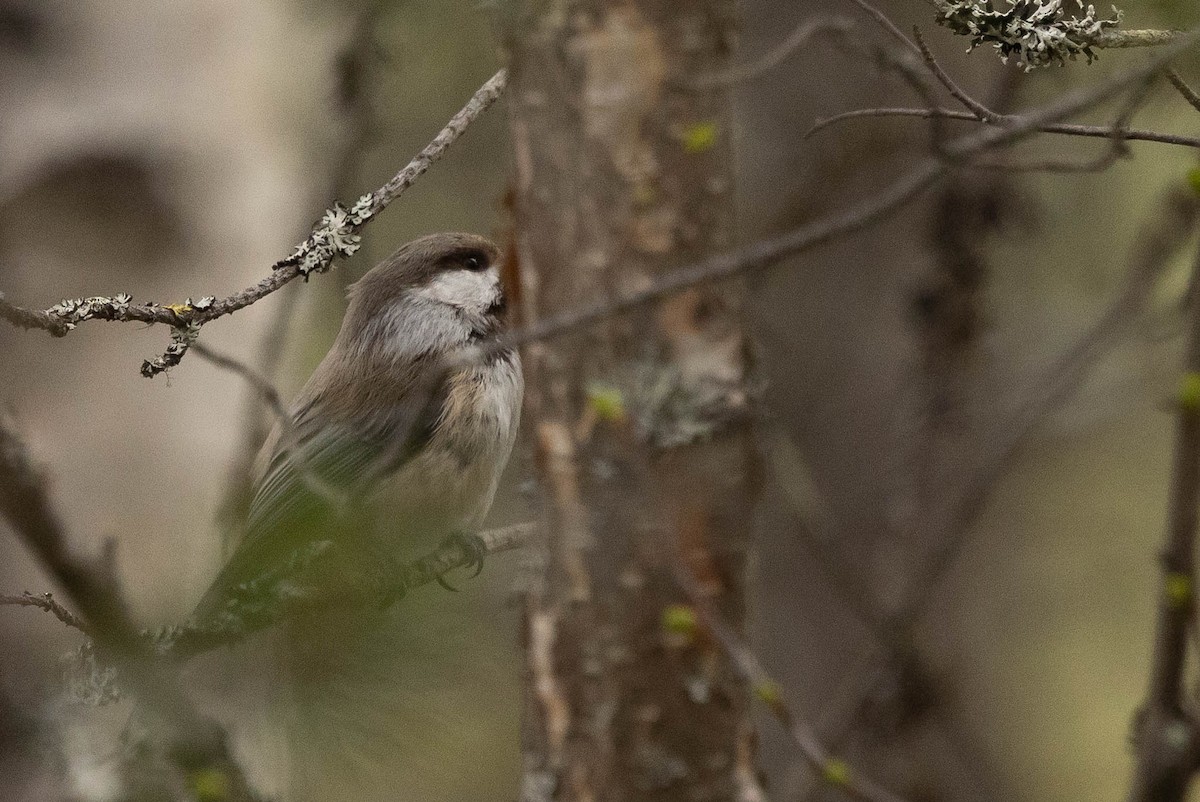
xmin=416 ymin=267 xmax=500 ymax=312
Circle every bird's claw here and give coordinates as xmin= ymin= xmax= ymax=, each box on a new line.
xmin=436 ymin=532 xmax=487 ymax=592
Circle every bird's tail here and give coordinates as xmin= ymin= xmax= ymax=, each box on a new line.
xmin=214 ymin=589 xmax=516 ymax=802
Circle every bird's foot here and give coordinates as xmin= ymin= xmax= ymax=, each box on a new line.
xmin=436 ymin=531 xmax=487 ymax=592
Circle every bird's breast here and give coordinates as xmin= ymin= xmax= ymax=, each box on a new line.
xmin=372 ymin=350 xmax=522 ymax=554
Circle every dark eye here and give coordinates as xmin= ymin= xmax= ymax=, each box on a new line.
xmin=463 ymin=252 xmax=489 ymax=271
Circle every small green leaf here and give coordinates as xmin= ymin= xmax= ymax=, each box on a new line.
xmin=587 ymin=383 xmax=626 ymax=422
xmin=1165 ymin=572 xmax=1192 ymax=608
xmin=681 ymin=122 xmax=718 ymax=153
xmin=1187 ymin=167 xmax=1200 ymax=197
xmin=822 ymin=758 xmax=851 ymax=788
xmin=189 ymin=768 xmax=230 ymax=802
xmin=1179 ymin=372 xmax=1200 ymax=411
xmin=753 ymin=679 xmax=783 ymax=706
xmin=661 ymin=604 xmax=697 ymax=637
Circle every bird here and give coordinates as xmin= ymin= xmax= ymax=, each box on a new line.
xmin=188 ymin=232 xmax=523 ymax=800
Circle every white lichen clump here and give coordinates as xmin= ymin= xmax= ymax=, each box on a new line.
xmin=47 ymin=293 xmax=134 ymax=330
xmin=935 ymin=0 xmax=1123 ymax=69
xmin=291 ymin=193 xmax=375 ymax=277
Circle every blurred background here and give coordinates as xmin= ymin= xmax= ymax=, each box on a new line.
xmin=1 ymin=0 xmax=1199 ymax=800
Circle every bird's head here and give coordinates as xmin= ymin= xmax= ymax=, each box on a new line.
xmin=339 ymin=232 xmax=508 ymax=361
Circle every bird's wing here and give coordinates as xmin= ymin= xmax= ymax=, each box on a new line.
xmin=192 ymin=366 xmax=450 ymax=622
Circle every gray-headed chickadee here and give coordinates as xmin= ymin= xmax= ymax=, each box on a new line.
xmin=192 ymin=231 xmax=523 ymax=623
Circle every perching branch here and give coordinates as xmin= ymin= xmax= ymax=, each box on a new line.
xmin=0 ymin=68 xmax=508 ymax=376
xmin=6 ymin=519 xmax=538 ymax=710
xmin=155 ymin=522 xmax=537 ymax=662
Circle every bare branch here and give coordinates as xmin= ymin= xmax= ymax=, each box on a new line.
xmin=488 ymin=29 xmax=1200 ymax=359
xmin=192 ymin=342 xmax=289 ymax=426
xmin=806 ymin=106 xmax=1200 ymax=150
xmin=212 ymin=291 xmax=299 ymax=541
xmin=1126 ymin=238 xmax=1200 ymax=801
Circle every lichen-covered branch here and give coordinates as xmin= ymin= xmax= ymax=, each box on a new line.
xmin=0 ymin=69 xmax=508 ymax=376
xmin=0 ymin=414 xmax=260 ymax=800
xmin=934 ymin=0 xmax=1184 ymax=69
xmin=0 ymin=590 xmax=89 ymax=635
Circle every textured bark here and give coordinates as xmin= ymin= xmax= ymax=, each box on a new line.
xmin=500 ymin=3 xmax=761 ymax=801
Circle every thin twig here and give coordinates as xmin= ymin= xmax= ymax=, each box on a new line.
xmin=689 ymin=16 xmax=856 ymax=88
xmin=847 ymin=0 xmax=919 ymax=55
xmin=970 ymin=74 xmax=1154 ymax=173
xmin=1167 ymin=69 xmax=1200 ymax=115
xmin=805 ymin=107 xmax=1200 ymax=150
xmin=790 ymin=658 xmax=890 ymax=801
xmin=192 ymin=342 xmax=289 ymax=423
xmin=213 ymin=289 xmax=299 ymax=543
xmin=818 ymin=25 xmax=951 ymax=152
xmin=912 ymin=25 xmax=1000 ymax=122
xmin=673 ymin=561 xmax=908 ymax=802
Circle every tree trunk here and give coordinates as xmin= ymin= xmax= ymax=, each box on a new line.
xmin=499 ymin=3 xmax=762 ymax=801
